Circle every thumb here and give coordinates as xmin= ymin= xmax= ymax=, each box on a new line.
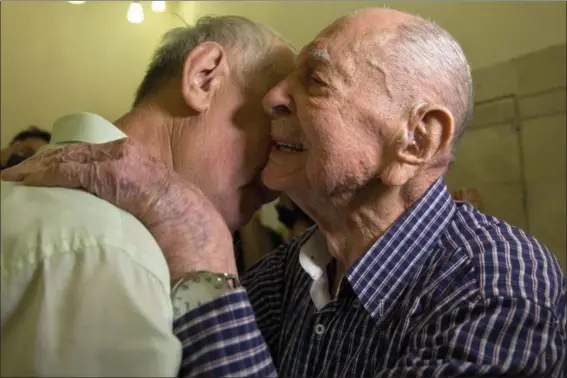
xmin=21 ymin=163 xmax=85 ymax=189
xmin=1 ymin=167 xmax=27 ymax=182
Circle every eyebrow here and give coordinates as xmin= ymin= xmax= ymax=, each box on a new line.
xmin=306 ymin=47 xmax=331 ymax=65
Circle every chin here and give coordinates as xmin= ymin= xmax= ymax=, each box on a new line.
xmin=260 ymin=166 xmax=305 ymax=194
xmin=260 ymin=172 xmax=285 ymax=192
xmin=226 ymin=209 xmax=255 ymax=232
xmin=226 ymin=196 xmax=261 ymax=232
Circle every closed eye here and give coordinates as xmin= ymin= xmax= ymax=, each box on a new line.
xmin=307 ymin=73 xmax=326 ymax=87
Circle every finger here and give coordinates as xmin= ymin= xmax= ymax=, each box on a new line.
xmin=2 ymin=140 xmax=130 ymax=185
xmin=34 ymin=147 xmax=66 ymax=161
xmin=94 ymin=138 xmax=133 ymax=161
xmin=31 ymin=139 xmax=126 ymax=167
xmin=1 ymin=151 xmax=60 ymax=180
xmin=19 ymin=160 xmax=85 ymax=188
xmin=0 ymin=156 xmax=50 ymax=180
xmin=46 ymin=144 xmax=103 ymax=165
xmin=1 ymin=168 xmax=26 ymax=182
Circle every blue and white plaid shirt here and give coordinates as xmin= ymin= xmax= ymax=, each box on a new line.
xmin=174 ymin=179 xmax=566 ymax=377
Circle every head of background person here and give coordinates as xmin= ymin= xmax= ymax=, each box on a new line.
xmin=120 ymin=15 xmax=296 ymax=232
xmin=2 ymin=126 xmax=51 ymax=169
xmin=276 ymin=195 xmax=314 ymax=240
xmin=261 ymin=7 xmax=473 ymax=233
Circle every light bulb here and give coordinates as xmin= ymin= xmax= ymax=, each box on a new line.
xmin=127 ymin=1 xmax=144 ymax=24
xmin=68 ymin=1 xmax=86 ymax=4
xmin=151 ymin=1 xmax=166 ymax=12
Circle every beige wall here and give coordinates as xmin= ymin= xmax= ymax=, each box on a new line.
xmin=182 ymin=1 xmax=566 ymax=69
xmin=1 ymin=1 xmax=180 ymax=146
xmin=445 ymin=44 xmax=567 ymax=273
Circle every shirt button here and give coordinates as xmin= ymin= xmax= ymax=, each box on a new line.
xmin=353 ymin=299 xmax=361 ymax=309
xmin=314 ymin=324 xmax=325 ymax=336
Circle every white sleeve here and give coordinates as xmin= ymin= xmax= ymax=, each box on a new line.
xmin=0 ymin=245 xmax=182 ymax=377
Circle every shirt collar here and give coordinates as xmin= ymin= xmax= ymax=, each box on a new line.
xmin=299 ymin=227 xmax=332 ymax=310
xmin=41 ymin=112 xmax=126 ymax=151
xmin=346 ymin=178 xmax=456 ymax=320
xmin=298 ymin=179 xmax=456 ymax=318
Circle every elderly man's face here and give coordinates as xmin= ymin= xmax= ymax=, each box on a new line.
xmin=261 ymin=17 xmax=405 ymax=207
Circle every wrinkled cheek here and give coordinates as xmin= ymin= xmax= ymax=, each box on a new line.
xmin=306 ymin=148 xmax=369 ymax=196
xmin=305 ymin=152 xmax=339 ymax=194
xmin=262 ymin=153 xmax=305 ymax=188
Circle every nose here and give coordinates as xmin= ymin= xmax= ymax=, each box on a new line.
xmin=262 ymin=79 xmax=295 ymax=117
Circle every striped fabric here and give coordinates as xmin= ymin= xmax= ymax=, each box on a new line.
xmin=176 ymin=179 xmax=566 ymax=377
xmin=174 ymin=288 xmax=277 ymax=377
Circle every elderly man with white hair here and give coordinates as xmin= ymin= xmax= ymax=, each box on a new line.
xmin=3 ymin=7 xmax=566 ymax=378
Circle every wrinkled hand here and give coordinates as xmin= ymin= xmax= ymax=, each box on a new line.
xmin=1 ymin=138 xmax=236 ymax=281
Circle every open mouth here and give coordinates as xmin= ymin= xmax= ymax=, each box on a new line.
xmin=273 ymin=141 xmax=307 ymax=152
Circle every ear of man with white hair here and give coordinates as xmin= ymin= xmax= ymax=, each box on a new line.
xmin=134 ymin=15 xmax=294 ymax=107
xmin=385 ymin=15 xmax=474 ymax=157
xmin=113 ymin=15 xmax=296 ymax=232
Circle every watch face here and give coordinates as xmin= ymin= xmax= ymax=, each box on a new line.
xmin=171 ymin=273 xmax=233 ymax=320
xmin=172 ymin=282 xmax=192 ymax=319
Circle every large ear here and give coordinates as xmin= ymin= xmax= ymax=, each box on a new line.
xmin=397 ymin=103 xmax=454 ymax=166
xmin=180 ymin=41 xmax=230 ymax=113
xmin=380 ymin=103 xmax=455 ymax=186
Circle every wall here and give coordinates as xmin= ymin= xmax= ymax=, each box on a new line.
xmin=445 ymin=44 xmax=567 ymax=273
xmin=1 ymin=1 xmax=180 ymax=146
xmin=183 ymin=1 xmax=566 ymax=70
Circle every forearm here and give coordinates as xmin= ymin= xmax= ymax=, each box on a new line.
xmin=174 ymin=288 xmax=277 ymax=377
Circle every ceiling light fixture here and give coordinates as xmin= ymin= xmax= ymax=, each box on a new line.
xmin=68 ymin=1 xmax=86 ymax=4
xmin=127 ymin=1 xmax=144 ymax=24
xmin=151 ymin=1 xmax=166 ymax=13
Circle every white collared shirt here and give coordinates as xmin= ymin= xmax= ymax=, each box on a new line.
xmin=298 ymin=229 xmax=344 ymax=310
xmin=1 ymin=113 xmax=181 ymax=377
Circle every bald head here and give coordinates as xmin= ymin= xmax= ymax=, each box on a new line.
xmin=385 ymin=11 xmax=473 ymax=144
xmin=326 ymin=8 xmax=474 ymax=147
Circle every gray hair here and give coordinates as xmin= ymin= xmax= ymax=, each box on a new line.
xmin=387 ymin=16 xmax=474 ymax=146
xmin=133 ymin=15 xmax=290 ymax=106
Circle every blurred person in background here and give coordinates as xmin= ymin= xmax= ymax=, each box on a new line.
xmin=1 ymin=126 xmax=51 ymax=170
xmin=234 ymin=212 xmax=284 ymax=273
xmin=276 ymin=195 xmax=315 ymax=240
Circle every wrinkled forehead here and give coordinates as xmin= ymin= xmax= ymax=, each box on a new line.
xmin=298 ymin=15 xmax=373 ymax=71
xmin=297 ymin=35 xmax=356 ymax=82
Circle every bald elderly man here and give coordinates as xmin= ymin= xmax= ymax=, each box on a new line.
xmin=3 ymin=8 xmax=566 ymax=378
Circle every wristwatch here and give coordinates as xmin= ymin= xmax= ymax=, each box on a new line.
xmin=171 ymin=271 xmax=240 ymax=321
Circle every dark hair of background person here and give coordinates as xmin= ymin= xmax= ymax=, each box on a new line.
xmin=2 ymin=126 xmax=52 ymax=170
xmin=276 ymin=202 xmax=314 ymax=230
xmin=9 ymin=126 xmax=52 ymax=146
